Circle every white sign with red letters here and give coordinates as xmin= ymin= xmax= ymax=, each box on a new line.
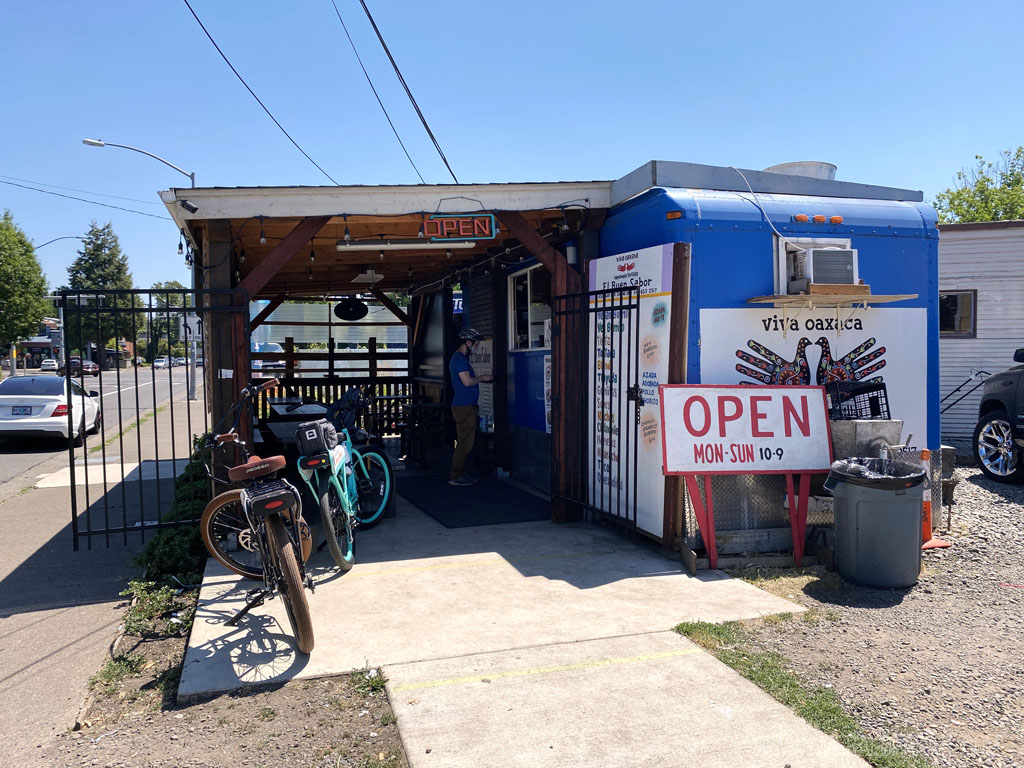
xmin=659 ymin=385 xmax=833 ymax=475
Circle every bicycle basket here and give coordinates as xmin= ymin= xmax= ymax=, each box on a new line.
xmin=296 ymin=419 xmax=338 ymax=455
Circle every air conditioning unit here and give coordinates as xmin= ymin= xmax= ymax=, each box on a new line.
xmin=786 ymin=248 xmax=858 ymax=294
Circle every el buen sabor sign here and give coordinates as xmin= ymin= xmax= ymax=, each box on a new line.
xmin=659 ymin=385 xmax=833 ymax=568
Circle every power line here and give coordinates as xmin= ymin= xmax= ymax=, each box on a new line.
xmin=180 ymin=0 xmax=341 ymax=186
xmin=0 ymin=179 xmax=172 ymax=220
xmin=0 ymin=174 xmax=163 ymax=205
xmin=329 ymin=0 xmax=425 ymax=184
xmin=356 ymin=0 xmax=459 ymax=183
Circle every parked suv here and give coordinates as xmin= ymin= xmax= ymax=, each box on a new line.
xmin=973 ymin=348 xmax=1024 ymax=483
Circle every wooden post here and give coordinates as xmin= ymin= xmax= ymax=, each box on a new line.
xmin=663 ymin=243 xmax=691 ymax=549
xmin=285 ymin=336 xmax=295 ymax=380
xmin=368 ymin=336 xmax=378 ymax=379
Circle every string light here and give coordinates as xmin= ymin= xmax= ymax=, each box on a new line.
xmin=259 ymin=215 xmax=266 ymax=245
xmin=177 ymin=229 xmax=184 ymax=255
xmin=446 ymin=249 xmax=451 ymax=259
xmin=343 ymin=214 xmax=350 ymax=241
xmin=418 ymin=216 xmax=425 ymax=238
xmin=378 ymin=251 xmax=385 ymax=261
xmin=239 ymin=247 xmax=246 ymax=264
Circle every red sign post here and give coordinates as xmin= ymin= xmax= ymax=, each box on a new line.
xmin=659 ymin=385 xmax=833 ymax=568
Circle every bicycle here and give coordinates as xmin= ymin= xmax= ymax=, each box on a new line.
xmin=318 ymin=388 xmax=395 ymax=530
xmin=199 ymin=378 xmax=316 ymax=654
xmin=295 ymin=418 xmax=357 ymax=571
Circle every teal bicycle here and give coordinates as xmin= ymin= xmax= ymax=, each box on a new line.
xmin=296 ymin=392 xmax=394 ymax=570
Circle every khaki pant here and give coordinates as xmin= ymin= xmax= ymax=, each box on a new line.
xmin=450 ymin=405 xmax=478 ymax=480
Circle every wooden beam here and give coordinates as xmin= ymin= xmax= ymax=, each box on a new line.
xmin=237 ymin=216 xmax=331 ymax=297
xmin=250 ymin=293 xmax=285 ymax=330
xmin=496 ymin=211 xmax=560 ymax=273
xmin=369 ymin=288 xmax=411 ymax=326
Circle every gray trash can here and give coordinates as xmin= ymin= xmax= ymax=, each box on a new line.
xmin=824 ymin=458 xmax=927 ymax=588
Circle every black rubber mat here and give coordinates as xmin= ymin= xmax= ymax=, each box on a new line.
xmin=397 ymin=475 xmax=549 ymax=528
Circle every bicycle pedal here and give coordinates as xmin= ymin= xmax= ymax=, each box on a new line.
xmin=244 ymin=589 xmax=266 ymax=606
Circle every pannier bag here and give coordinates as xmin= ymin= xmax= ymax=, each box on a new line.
xmin=296 ymin=418 xmax=339 ymax=456
xmin=247 ymin=480 xmax=301 ymax=518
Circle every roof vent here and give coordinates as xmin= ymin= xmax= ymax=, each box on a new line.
xmin=762 ymin=161 xmax=837 ymax=181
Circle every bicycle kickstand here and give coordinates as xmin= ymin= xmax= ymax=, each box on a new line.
xmin=225 ymin=588 xmax=272 ymax=626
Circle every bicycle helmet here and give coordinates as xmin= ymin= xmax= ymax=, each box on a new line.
xmin=458 ymin=327 xmax=485 ymax=342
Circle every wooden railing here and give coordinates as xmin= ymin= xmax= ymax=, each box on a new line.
xmin=255 ymin=376 xmax=413 ymax=436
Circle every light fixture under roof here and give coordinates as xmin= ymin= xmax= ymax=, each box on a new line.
xmin=351 ymin=268 xmax=384 ymax=285
xmin=336 ymin=239 xmax=476 ymax=252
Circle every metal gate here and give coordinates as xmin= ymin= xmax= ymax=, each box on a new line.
xmin=552 ymin=286 xmax=642 ymax=530
xmin=60 ymin=288 xmax=249 ymax=550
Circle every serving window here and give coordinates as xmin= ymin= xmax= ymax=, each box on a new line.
xmin=509 ymin=265 xmax=552 ymax=350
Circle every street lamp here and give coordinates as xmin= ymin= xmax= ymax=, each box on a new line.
xmin=82 ymin=138 xmax=196 ymax=188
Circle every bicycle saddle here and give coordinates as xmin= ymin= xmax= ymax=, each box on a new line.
xmin=228 ymin=455 xmax=286 ymax=483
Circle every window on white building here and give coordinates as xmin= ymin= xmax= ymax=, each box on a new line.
xmin=939 ymin=290 xmax=976 ymax=337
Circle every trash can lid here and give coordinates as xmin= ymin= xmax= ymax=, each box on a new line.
xmin=825 ymin=457 xmax=927 ymax=491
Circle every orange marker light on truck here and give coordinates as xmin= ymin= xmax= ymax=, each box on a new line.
xmin=666 ymin=210 xmax=683 ymax=220
xmin=794 ymin=214 xmax=809 ymax=223
xmin=813 ymin=215 xmax=826 ymax=223
xmin=830 ymin=215 xmax=843 ymax=224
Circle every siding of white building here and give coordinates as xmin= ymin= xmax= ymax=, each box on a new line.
xmin=938 ymin=222 xmax=1024 ymax=455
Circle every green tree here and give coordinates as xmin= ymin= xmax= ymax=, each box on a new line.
xmin=0 ymin=211 xmax=50 ymax=361
xmin=62 ymin=222 xmax=135 ymax=366
xmin=934 ymin=147 xmax=1024 ymax=223
xmin=146 ymin=280 xmax=187 ymax=361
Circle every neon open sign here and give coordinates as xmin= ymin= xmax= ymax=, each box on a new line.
xmin=425 ymin=213 xmax=498 ymax=241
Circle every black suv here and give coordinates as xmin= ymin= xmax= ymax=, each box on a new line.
xmin=973 ymin=348 xmax=1024 ymax=483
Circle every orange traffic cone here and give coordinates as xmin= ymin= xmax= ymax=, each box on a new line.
xmin=921 ymin=500 xmax=950 ymax=550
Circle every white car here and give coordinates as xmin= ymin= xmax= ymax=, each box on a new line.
xmin=153 ymin=357 xmax=170 ymax=369
xmin=40 ymin=358 xmax=59 ymax=372
xmin=0 ymin=376 xmax=101 ymax=446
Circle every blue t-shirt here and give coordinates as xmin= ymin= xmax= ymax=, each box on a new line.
xmin=450 ymin=351 xmax=478 ymax=407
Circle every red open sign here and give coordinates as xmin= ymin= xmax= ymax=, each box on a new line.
xmin=659 ymin=385 xmax=833 ymax=475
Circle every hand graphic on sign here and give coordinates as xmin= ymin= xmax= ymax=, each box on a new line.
xmin=814 ymin=337 xmax=886 ymax=384
xmin=735 ymin=337 xmax=812 ymax=385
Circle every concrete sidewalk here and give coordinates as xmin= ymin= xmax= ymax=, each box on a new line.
xmin=0 ymin=384 xmax=202 ymax=763
xmin=182 ymin=498 xmax=867 ymax=766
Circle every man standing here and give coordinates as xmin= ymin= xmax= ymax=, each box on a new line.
xmin=449 ymin=327 xmax=492 ymax=486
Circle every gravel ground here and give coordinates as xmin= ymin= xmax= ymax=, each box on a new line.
xmin=740 ymin=467 xmax=1024 ymax=768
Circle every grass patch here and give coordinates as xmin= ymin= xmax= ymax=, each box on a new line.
xmin=353 ymin=667 xmax=388 ymax=697
xmin=256 ymin=706 xmax=277 ymax=721
xmin=763 ymin=612 xmax=793 ymax=626
xmin=91 ymin=652 xmax=145 ymax=694
xmin=379 ymin=712 xmax=397 ymax=726
xmin=120 ymin=580 xmax=194 ymax=636
xmin=675 ymin=621 xmax=930 ymax=768
xmin=726 ymin=564 xmax=845 ymax=603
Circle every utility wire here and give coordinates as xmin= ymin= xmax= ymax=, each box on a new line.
xmin=0 ymin=174 xmax=163 ymax=205
xmin=357 ymin=0 xmax=459 ymax=183
xmin=329 ymin=0 xmax=425 ymax=184
xmin=0 ymin=179 xmax=172 ymax=220
xmin=181 ymin=0 xmax=340 ymax=186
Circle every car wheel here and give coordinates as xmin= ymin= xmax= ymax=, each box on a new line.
xmin=88 ymin=410 xmax=102 ymax=435
xmin=72 ymin=417 xmax=85 ymax=448
xmin=973 ymin=410 xmax=1024 ymax=484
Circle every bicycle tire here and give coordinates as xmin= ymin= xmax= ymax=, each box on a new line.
xmin=201 ymin=490 xmax=263 ymax=580
xmin=267 ymin=515 xmax=314 ymax=654
xmin=352 ymin=449 xmax=394 ymax=529
xmin=319 ymin=480 xmax=355 ymax=571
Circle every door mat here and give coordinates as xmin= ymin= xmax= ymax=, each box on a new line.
xmin=397 ymin=475 xmax=550 ymax=528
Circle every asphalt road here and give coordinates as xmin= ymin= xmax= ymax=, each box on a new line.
xmin=0 ymin=366 xmax=205 ymax=486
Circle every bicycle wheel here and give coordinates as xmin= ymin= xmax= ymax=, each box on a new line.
xmin=352 ymin=449 xmax=393 ymax=529
xmin=266 ymin=515 xmax=314 ymax=654
xmin=201 ymin=490 xmax=263 ymax=580
xmin=319 ymin=480 xmax=355 ymax=571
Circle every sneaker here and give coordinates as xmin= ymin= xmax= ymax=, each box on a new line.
xmin=448 ymin=476 xmax=473 ymax=486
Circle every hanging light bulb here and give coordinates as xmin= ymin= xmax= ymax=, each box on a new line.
xmin=239 ymin=248 xmax=246 ymax=264
xmin=408 ymin=265 xmax=413 ymax=278
xmin=308 ymin=265 xmax=314 ymax=280
xmin=446 ymin=249 xmax=452 ymax=259
xmin=418 ymin=216 xmax=425 ymax=238
xmin=379 ymin=251 xmax=385 ymax=261
xmin=177 ymin=229 xmax=184 ymax=255
xmin=259 ymin=215 xmax=267 ymax=245
xmin=309 ymin=245 xmax=315 ymax=263
xmin=343 ymin=214 xmax=350 ymax=242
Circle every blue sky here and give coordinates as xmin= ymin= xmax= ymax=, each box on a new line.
xmin=2 ymin=0 xmax=1022 ymax=290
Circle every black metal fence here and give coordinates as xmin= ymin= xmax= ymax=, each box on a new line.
xmin=552 ymin=286 xmax=641 ymax=530
xmin=61 ymin=288 xmax=249 ymax=550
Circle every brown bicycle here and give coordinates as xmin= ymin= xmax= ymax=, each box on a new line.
xmin=200 ymin=378 xmax=315 ymax=654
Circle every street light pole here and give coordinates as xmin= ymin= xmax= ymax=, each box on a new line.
xmin=82 ymin=137 xmax=200 ymax=400
xmin=81 ymin=139 xmax=196 ymax=188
